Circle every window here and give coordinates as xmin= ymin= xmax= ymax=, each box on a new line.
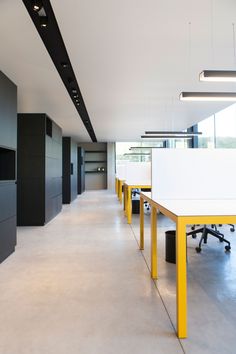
xmin=116 ymin=142 xmax=164 ymax=166
xmin=170 ymin=139 xmax=190 ymax=149
xmin=197 ymin=116 xmax=215 ymax=148
xmin=196 ymin=103 xmax=236 ymax=149
xmin=215 ymin=104 xmax=236 ymax=148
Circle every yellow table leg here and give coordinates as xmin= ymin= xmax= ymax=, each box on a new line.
xmin=115 ymin=178 xmax=118 ymax=196
xmin=117 ymin=180 xmax=120 ymax=200
xmin=118 ymin=180 xmax=123 ymax=204
xmin=127 ymin=187 xmax=132 ymax=224
xmin=123 ymin=184 xmax=126 ymax=211
xmin=151 ymin=206 xmax=158 ymax=279
xmin=123 ymin=184 xmax=126 ymax=215
xmin=140 ymin=196 xmax=144 ymax=250
xmin=176 ymin=218 xmax=187 ymax=338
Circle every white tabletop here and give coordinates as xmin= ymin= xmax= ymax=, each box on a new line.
xmin=141 ymin=193 xmax=236 ymax=216
xmin=116 ymin=176 xmax=125 ymax=180
xmin=125 ymin=181 xmax=151 ymax=186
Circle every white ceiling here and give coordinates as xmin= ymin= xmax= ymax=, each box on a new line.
xmin=1 ymin=0 xmax=236 ymax=142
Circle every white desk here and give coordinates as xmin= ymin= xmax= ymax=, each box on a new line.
xmin=139 ymin=192 xmax=236 ymax=339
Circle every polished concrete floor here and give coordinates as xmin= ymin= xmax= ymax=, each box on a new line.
xmin=0 ymin=191 xmax=235 ymax=353
xmin=132 ymin=202 xmax=236 ymax=354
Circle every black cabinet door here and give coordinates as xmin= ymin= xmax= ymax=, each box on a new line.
xmin=0 ymin=72 xmax=17 ymax=150
xmin=0 ymin=71 xmax=17 ymax=263
xmin=77 ymin=147 xmax=85 ymax=194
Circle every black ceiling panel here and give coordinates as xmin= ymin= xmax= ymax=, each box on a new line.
xmin=22 ymin=0 xmax=97 ymax=142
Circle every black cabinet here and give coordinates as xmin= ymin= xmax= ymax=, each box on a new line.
xmin=17 ymin=114 xmax=62 ymax=226
xmin=0 ymin=71 xmax=17 ymax=262
xmin=62 ymin=137 xmax=78 ymax=204
xmin=77 ymin=147 xmax=85 ymax=195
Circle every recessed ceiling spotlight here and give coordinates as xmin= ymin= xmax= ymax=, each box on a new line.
xmin=33 ymin=0 xmax=43 ymax=12
xmin=40 ymin=16 xmax=48 ymax=27
xmin=61 ymin=62 xmax=69 ymax=68
xmin=72 ymin=89 xmax=77 ymax=94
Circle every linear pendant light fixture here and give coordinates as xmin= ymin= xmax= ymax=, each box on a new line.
xmin=199 ymin=70 xmax=236 ymax=82
xmin=141 ymin=135 xmax=192 ymax=139
xmin=124 ymin=153 xmax=150 ymax=156
xmin=129 ymin=146 xmax=164 ymax=150
xmin=179 ymin=92 xmax=236 ymax=101
xmin=145 ymin=130 xmax=202 ymax=136
xmin=140 ymin=130 xmax=202 ymax=140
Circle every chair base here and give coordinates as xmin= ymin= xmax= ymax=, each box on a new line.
xmin=187 ymin=225 xmax=231 ymax=253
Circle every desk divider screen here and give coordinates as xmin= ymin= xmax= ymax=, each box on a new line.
xmin=125 ymin=162 xmax=151 ymax=185
xmin=151 ymin=149 xmax=236 ymax=200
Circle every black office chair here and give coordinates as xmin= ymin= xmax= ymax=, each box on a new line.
xmin=190 ymin=224 xmax=235 ymax=233
xmin=219 ymin=224 xmax=235 ymax=232
xmin=187 ymin=224 xmax=232 ymax=253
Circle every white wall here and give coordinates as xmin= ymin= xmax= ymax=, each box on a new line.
xmin=107 ymin=142 xmax=116 ymax=191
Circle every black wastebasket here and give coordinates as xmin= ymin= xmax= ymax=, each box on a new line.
xmin=132 ymin=199 xmax=140 ymax=214
xmin=165 ymin=230 xmax=176 ymax=264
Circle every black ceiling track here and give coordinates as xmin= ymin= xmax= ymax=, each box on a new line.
xmin=22 ymin=0 xmax=97 ymax=142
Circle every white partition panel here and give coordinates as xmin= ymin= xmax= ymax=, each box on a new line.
xmin=126 ymin=162 xmax=151 ymax=185
xmin=116 ymin=164 xmax=126 ymax=180
xmin=152 ymin=149 xmax=236 ymax=200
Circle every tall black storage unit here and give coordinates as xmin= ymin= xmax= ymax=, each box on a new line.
xmin=0 ymin=71 xmax=17 ymax=262
xmin=77 ymin=147 xmax=85 ymax=195
xmin=17 ymin=114 xmax=62 ymax=226
xmin=62 ymin=137 xmax=78 ymax=204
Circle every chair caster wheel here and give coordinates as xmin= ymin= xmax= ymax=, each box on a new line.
xmin=196 ymin=247 xmax=201 ymax=253
xmin=192 ymin=235 xmax=197 ymax=239
xmin=225 ymin=245 xmax=231 ymax=251
xmin=230 ymin=227 xmax=235 ymax=232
